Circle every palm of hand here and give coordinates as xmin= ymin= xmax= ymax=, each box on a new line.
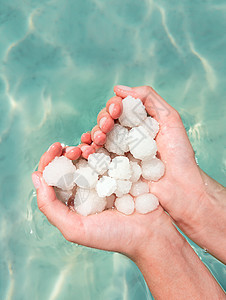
xmin=36 ymin=142 xmax=166 ymax=258
xmin=150 ymin=115 xmax=205 ymax=222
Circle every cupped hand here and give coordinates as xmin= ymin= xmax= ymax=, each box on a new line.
xmin=111 ymin=85 xmax=210 ymax=240
xmin=32 ymin=142 xmax=172 ymax=258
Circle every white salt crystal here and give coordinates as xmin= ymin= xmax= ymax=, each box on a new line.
xmin=115 ymin=194 xmax=134 ymax=215
xmin=96 ymin=176 xmax=117 ymax=197
xmin=128 ymin=126 xmax=157 ymax=160
xmin=115 ymin=179 xmax=132 ymax=197
xmin=140 ymin=117 xmax=159 ymax=138
xmin=54 ymin=187 xmax=73 ymax=203
xmin=119 ymin=96 xmax=147 ymax=127
xmin=130 ymin=161 xmax=142 ymax=183
xmin=105 ymin=124 xmax=129 ymax=155
xmin=108 ymin=156 xmax=131 ymax=180
xmin=130 ymin=179 xmax=149 ymax=197
xmin=88 ymin=152 xmax=111 ymax=175
xmin=74 ymin=188 xmax=106 ymax=216
xmin=43 ymin=156 xmax=76 ymax=190
xmin=106 ymin=194 xmax=116 ymax=209
xmin=74 ymin=166 xmax=98 ymax=189
xmin=141 ymin=157 xmax=165 ymax=181
xmin=135 ymin=193 xmax=159 ymax=214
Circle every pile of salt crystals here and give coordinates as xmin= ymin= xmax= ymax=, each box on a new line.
xmin=43 ymin=96 xmax=165 ymax=216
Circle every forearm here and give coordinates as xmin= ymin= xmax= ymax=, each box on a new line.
xmin=132 ymin=218 xmax=225 ymax=300
xmin=188 ymin=168 xmax=226 ymax=263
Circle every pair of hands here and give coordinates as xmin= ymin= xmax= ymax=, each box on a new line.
xmin=32 ymin=85 xmax=212 ymax=260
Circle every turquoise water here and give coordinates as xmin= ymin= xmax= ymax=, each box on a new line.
xmin=0 ymin=0 xmax=226 ymax=299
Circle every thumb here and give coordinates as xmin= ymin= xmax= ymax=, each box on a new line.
xmin=32 ymin=171 xmax=57 ymax=215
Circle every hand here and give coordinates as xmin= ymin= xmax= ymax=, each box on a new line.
xmin=111 ymin=85 xmax=226 ymax=263
xmin=32 ymin=142 xmax=173 ymax=259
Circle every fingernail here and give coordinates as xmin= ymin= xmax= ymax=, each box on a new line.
xmin=32 ymin=173 xmax=41 ymax=189
xmin=117 ymin=85 xmax=132 ymax=91
xmin=47 ymin=144 xmax=56 ymax=152
xmin=93 ymin=130 xmax=103 ymax=140
xmin=65 ymin=146 xmax=75 ymax=153
xmin=99 ymin=117 xmax=107 ymax=129
xmin=109 ymin=103 xmax=115 ymax=116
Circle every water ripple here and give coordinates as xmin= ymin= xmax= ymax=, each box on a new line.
xmin=189 ymin=41 xmax=217 ymax=90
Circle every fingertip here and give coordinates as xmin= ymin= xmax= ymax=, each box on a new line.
xmin=64 ymin=146 xmax=82 ymax=160
xmin=114 ymin=85 xmax=137 ymax=99
xmin=91 ymin=126 xmax=106 ymax=145
xmin=38 ymin=142 xmax=63 ymax=172
xmin=94 ymin=131 xmax=106 ymax=145
xmin=78 ymin=144 xmax=95 ymax=159
xmin=98 ymin=114 xmax=114 ymax=133
xmin=47 ymin=142 xmax=62 ymax=154
xmin=81 ymin=132 xmax=92 ymax=144
xmin=106 ymin=96 xmax=123 ymax=119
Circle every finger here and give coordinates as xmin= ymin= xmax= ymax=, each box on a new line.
xmin=91 ymin=125 xmax=106 ymax=145
xmin=114 ymin=85 xmax=175 ymax=124
xmin=32 ymin=171 xmax=86 ymax=243
xmin=97 ymin=110 xmax=114 ymax=134
xmin=38 ymin=142 xmax=62 ymax=172
xmin=78 ymin=143 xmax=95 ymax=159
xmin=81 ymin=132 xmax=92 ymax=145
xmin=106 ymin=96 xmax=123 ymax=119
xmin=63 ymin=146 xmax=82 ymax=160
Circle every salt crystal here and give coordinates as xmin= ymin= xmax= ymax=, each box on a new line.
xmin=74 ymin=188 xmax=106 ymax=216
xmin=105 ymin=124 xmax=129 ymax=155
xmin=115 ymin=179 xmax=132 ymax=197
xmin=74 ymin=166 xmax=98 ymax=189
xmin=135 ymin=193 xmax=159 ymax=214
xmin=130 ymin=179 xmax=149 ymax=197
xmin=119 ymin=96 xmax=147 ymax=127
xmin=140 ymin=117 xmax=159 ymax=138
xmin=130 ymin=161 xmax=142 ymax=182
xmin=96 ymin=176 xmax=117 ymax=197
xmin=115 ymin=194 xmax=134 ymax=215
xmin=43 ymin=156 xmax=76 ymax=190
xmin=141 ymin=157 xmax=165 ymax=181
xmin=88 ymin=152 xmax=111 ymax=175
xmin=128 ymin=126 xmax=157 ymax=160
xmin=108 ymin=156 xmax=131 ymax=180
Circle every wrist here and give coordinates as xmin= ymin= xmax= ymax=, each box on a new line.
xmin=129 ymin=208 xmax=186 ymax=263
xmin=176 ymin=167 xmax=226 ymax=262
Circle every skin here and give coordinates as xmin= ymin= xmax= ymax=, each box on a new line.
xmin=32 ymin=85 xmax=226 ymax=299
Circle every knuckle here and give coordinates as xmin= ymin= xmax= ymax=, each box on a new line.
xmin=173 ymin=110 xmax=182 ymax=121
